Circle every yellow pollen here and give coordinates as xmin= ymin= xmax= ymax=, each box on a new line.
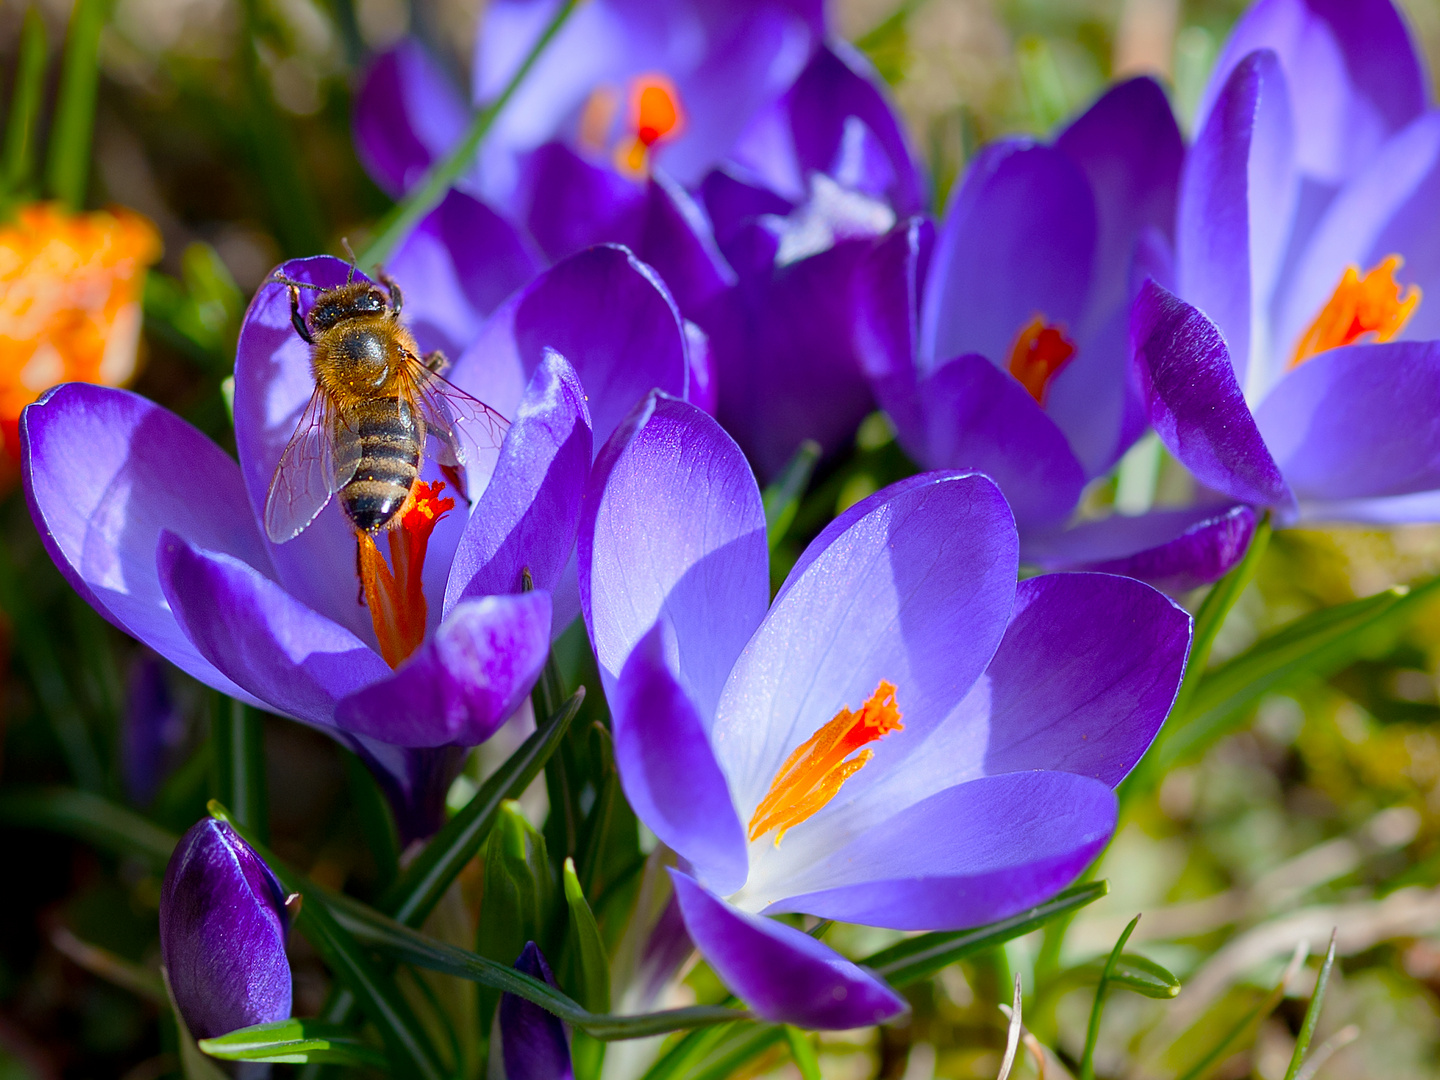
xmin=357 ymin=479 xmax=455 ymax=668
xmin=747 ymin=681 xmax=904 ymax=846
xmin=1290 ymin=254 xmax=1420 ymax=368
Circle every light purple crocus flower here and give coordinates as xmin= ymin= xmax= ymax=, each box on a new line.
xmin=1134 ymin=0 xmax=1440 ymax=524
xmin=696 ymin=42 xmax=926 ymax=478
xmin=857 ymin=78 xmax=1255 ymax=593
xmin=161 ymin=818 xmax=291 ymax=1040
xmin=579 ymin=393 xmax=1191 ymax=1027
xmin=499 ymin=943 xmax=573 ymax=1080
xmin=22 ymin=245 xmax=696 ymax=836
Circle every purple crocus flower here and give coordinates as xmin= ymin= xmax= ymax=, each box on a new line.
xmin=22 ymin=246 xmax=695 ymax=835
xmin=499 ymin=943 xmax=573 ymax=1080
xmin=579 ymin=393 xmax=1191 ymax=1027
xmin=1134 ymin=0 xmax=1440 ymax=524
xmin=161 ymin=818 xmax=291 ymax=1040
xmin=857 ymin=78 xmax=1255 ymax=592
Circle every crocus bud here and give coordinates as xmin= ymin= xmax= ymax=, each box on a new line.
xmin=499 ymin=943 xmax=573 ymax=1080
xmin=160 ymin=818 xmax=292 ymax=1039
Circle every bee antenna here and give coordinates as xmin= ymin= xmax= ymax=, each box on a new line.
xmin=340 ymin=237 xmax=358 ymax=283
xmin=270 ymin=274 xmax=323 ymax=291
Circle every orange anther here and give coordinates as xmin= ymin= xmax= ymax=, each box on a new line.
xmin=1290 ymin=254 xmax=1420 ymax=368
xmin=358 ymin=479 xmax=455 ymax=668
xmin=613 ymin=74 xmax=684 ymax=178
xmin=1007 ymin=316 xmax=1077 ymax=405
xmin=748 ymin=681 xmax=904 ymax=846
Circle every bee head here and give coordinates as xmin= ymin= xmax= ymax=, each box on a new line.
xmin=307 ymin=282 xmax=389 ymax=332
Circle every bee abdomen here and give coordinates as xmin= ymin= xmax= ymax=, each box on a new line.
xmin=341 ymin=399 xmax=422 ymax=534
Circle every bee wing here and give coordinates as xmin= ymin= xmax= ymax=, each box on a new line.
xmin=263 ymin=387 xmax=362 ymax=543
xmin=400 ymin=355 xmax=511 ymax=473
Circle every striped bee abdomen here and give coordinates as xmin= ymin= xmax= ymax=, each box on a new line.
xmin=340 ymin=395 xmax=422 ymax=533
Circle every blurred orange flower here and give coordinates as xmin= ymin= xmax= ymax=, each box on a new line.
xmin=0 ymin=203 xmax=161 ymax=470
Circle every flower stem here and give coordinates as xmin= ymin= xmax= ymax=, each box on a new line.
xmin=45 ymin=0 xmax=105 ymax=209
xmin=358 ymin=0 xmax=583 ymax=268
xmin=212 ymin=696 xmax=269 ymax=844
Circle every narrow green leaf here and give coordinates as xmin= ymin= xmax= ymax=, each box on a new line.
xmin=199 ymin=1020 xmax=388 ymax=1068
xmin=2 ymin=7 xmax=48 ymax=197
xmin=212 ymin=697 xmax=268 ymax=843
xmin=561 ymin=856 xmax=612 ymax=1015
xmin=343 ymin=751 xmax=400 ymax=891
xmin=476 ymin=800 xmax=557 ymax=1029
xmin=0 ymin=786 xmax=177 ymax=867
xmin=1283 ymin=932 xmax=1338 ymax=1080
xmin=762 ymin=439 xmax=821 ymax=549
xmin=686 ymin=1026 xmax=786 ymax=1080
xmin=784 ymin=1026 xmax=822 ymax=1080
xmin=1075 ymin=953 xmax=1181 ymax=999
xmin=359 ymin=0 xmax=582 ymax=268
xmin=866 ymin=880 xmax=1109 ymax=986
xmin=44 ymin=0 xmax=105 ymax=208
xmin=210 ymin=802 xmax=447 ymax=1080
xmin=381 ymin=687 xmax=584 ymax=926
xmin=1080 ymin=914 xmax=1141 ymax=1080
xmin=1176 ymin=943 xmax=1308 ymax=1080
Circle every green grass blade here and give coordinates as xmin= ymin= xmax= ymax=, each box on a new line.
xmin=380 ymin=687 xmax=583 ymax=925
xmin=212 ymin=697 xmax=268 ymax=843
xmin=1283 ymin=932 xmax=1338 ymax=1080
xmin=1176 ymin=942 xmax=1308 ymax=1080
xmin=1075 ymin=954 xmax=1182 ymax=999
xmin=784 ymin=1026 xmax=822 ymax=1080
xmin=0 ymin=786 xmax=177 ymax=867
xmin=44 ymin=0 xmax=105 ymax=208
xmin=199 ymin=1020 xmax=388 ymax=1069
xmin=561 ymin=856 xmax=611 ymax=1014
xmin=3 ymin=7 xmax=48 ymax=197
xmin=1080 ymin=914 xmax=1140 ymax=1080
xmin=762 ymin=439 xmax=821 ymax=549
xmin=866 ymin=880 xmax=1109 ymax=986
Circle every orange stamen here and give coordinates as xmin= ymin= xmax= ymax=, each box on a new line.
xmin=1007 ymin=316 xmax=1077 ymax=405
xmin=1290 ymin=254 xmax=1420 ymax=368
xmin=614 ymin=74 xmax=684 ymax=178
xmin=748 ymin=681 xmax=904 ymax=846
xmin=357 ymin=479 xmax=455 ymax=668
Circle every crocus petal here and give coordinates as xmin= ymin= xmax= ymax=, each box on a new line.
xmin=1256 ymin=340 xmax=1440 ymax=501
xmin=456 ymin=245 xmax=691 ymax=451
xmin=758 ymin=772 xmax=1115 ymax=931
xmin=500 ymin=943 xmax=573 ymax=1080
xmin=668 ymin=869 xmax=907 ymax=1029
xmin=156 ymin=531 xmax=389 ymax=729
xmin=905 ymin=354 xmax=1087 ymax=532
xmin=233 ymin=256 xmax=387 ymax=642
xmin=1022 ymin=505 xmax=1258 ymax=593
xmin=335 ymin=592 xmax=552 ymax=748
xmin=353 ymin=39 xmax=469 ymax=197
xmin=21 ymin=384 xmax=272 ymax=706
xmin=714 ymin=472 xmax=1018 ymax=816
xmin=920 ymin=140 xmax=1095 ymax=374
xmin=387 ymin=189 xmax=542 ymax=360
xmin=516 ymin=141 xmax=646 ymax=263
xmin=611 ymin=624 xmax=748 ymax=893
xmin=854 ymin=218 xmax=932 ymax=436
xmin=444 ymin=350 xmax=591 ymax=619
xmin=1196 ymin=0 xmax=1425 ymax=187
xmin=161 ymin=819 xmax=291 ymax=1040
xmin=1177 ymin=50 xmax=1297 ymax=398
xmin=1299 ymin=488 xmax=1440 ymax=524
xmin=1132 ymin=279 xmax=1293 ymax=510
xmin=581 ymin=394 xmax=768 ymax=722
xmin=639 ymin=173 xmax=737 ymax=315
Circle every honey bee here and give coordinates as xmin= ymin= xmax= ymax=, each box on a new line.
xmin=263 ymin=266 xmax=509 ymax=543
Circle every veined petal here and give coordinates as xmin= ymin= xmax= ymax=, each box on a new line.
xmin=500 ymin=944 xmax=573 ymax=1080
xmin=668 ymin=869 xmax=906 ymax=1029
xmin=335 ymin=591 xmax=552 ymax=748
xmin=21 ymin=384 xmax=272 ymax=706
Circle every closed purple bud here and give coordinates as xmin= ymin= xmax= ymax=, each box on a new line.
xmin=160 ymin=818 xmax=292 ymax=1039
xmin=500 ymin=942 xmax=573 ymax=1080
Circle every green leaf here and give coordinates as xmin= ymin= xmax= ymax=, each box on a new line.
xmin=359 ymin=0 xmax=583 ymax=268
xmin=476 ymin=800 xmax=557 ymax=1029
xmin=561 ymin=856 xmax=611 ymax=1015
xmin=343 ymin=751 xmax=400 ymax=891
xmin=212 ymin=697 xmax=268 ymax=843
xmin=1080 ymin=915 xmax=1141 ymax=1080
xmin=199 ymin=1020 xmax=388 ymax=1068
xmin=1076 ymin=953 xmax=1181 ymax=999
xmin=1283 ymin=932 xmax=1337 ymax=1080
xmin=762 ymin=439 xmax=821 ymax=549
xmin=44 ymin=0 xmax=105 ymax=208
xmin=2 ymin=7 xmax=48 ymax=198
xmin=866 ymin=880 xmax=1109 ymax=985
xmin=1176 ymin=943 xmax=1308 ymax=1080
xmin=784 ymin=1026 xmax=822 ymax=1080
xmin=852 ymin=2 xmax=914 ymax=85
xmin=0 ymin=787 xmax=177 ymax=867
xmin=1160 ymin=575 xmax=1440 ymax=769
xmin=210 ymin=802 xmax=447 ymax=1080
xmin=380 ymin=687 xmax=584 ymax=926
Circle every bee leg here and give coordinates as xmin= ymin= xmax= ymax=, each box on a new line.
xmin=377 ymin=270 xmax=403 ymax=318
xmin=422 ymin=349 xmax=449 ymax=375
xmin=288 ymin=285 xmax=314 ymax=344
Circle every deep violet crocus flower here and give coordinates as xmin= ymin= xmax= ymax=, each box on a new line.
xmin=498 ymin=943 xmax=573 ymax=1080
xmin=858 ymin=77 xmax=1255 ymax=594
xmin=22 ymin=246 xmax=697 ymax=835
xmin=579 ymin=393 xmax=1191 ymax=1027
xmin=161 ymin=818 xmax=291 ymax=1041
xmin=1134 ymin=0 xmax=1440 ymax=524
